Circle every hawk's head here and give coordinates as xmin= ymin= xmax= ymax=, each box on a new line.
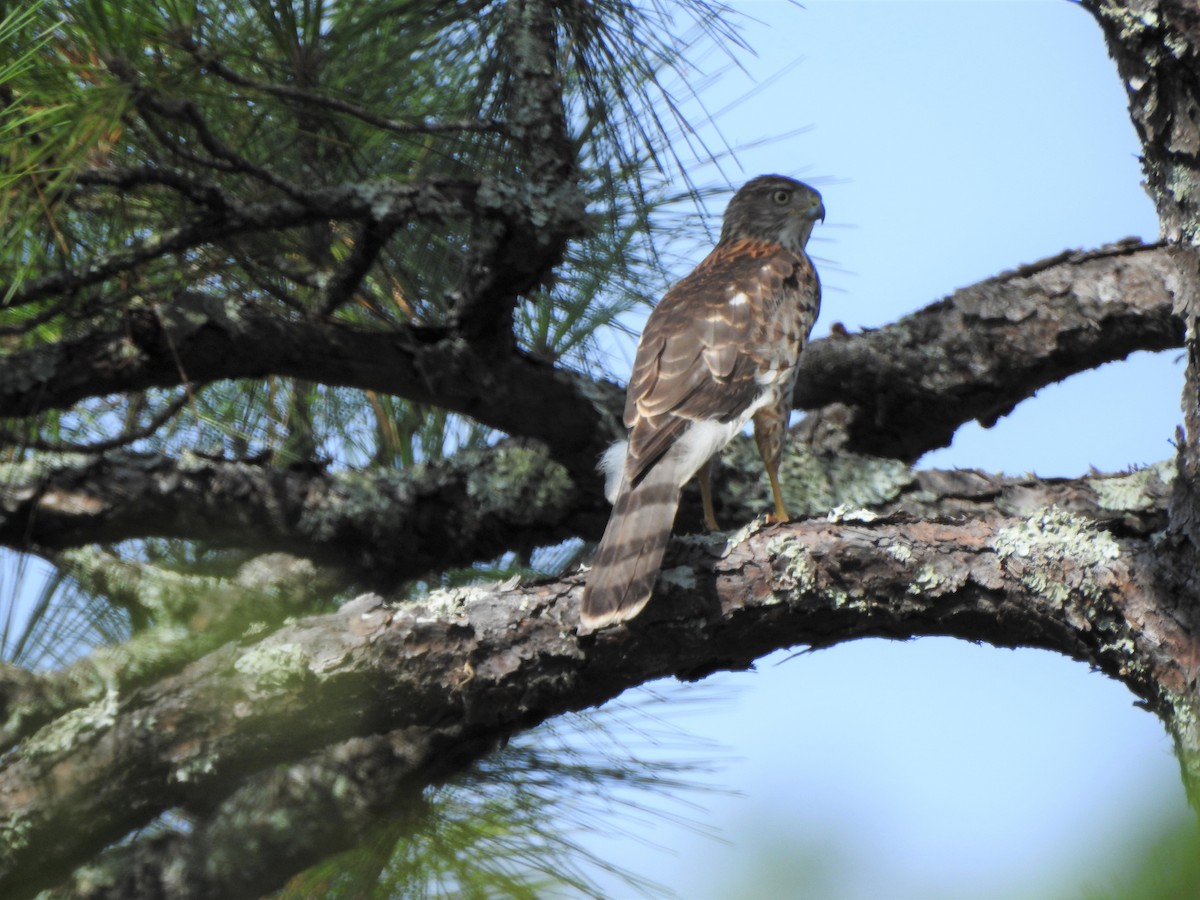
xmin=719 ymin=175 xmax=825 ymax=253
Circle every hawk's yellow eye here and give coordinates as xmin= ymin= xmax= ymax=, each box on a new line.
xmin=771 ymin=189 xmax=790 ymax=205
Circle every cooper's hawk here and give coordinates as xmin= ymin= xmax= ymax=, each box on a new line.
xmin=581 ymin=174 xmax=824 ymax=631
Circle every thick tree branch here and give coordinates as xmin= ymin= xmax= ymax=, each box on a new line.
xmin=1 ymin=507 xmax=1187 ymax=899
xmin=0 ymin=455 xmax=1169 ymax=760
xmin=1084 ymin=0 xmax=1200 ymax=549
xmin=0 ymin=302 xmax=621 ymax=476
xmin=794 ymin=240 xmax=1183 ymax=461
xmin=0 ymin=553 xmax=337 ymax=754
xmin=0 ymin=443 xmax=579 ymax=584
xmin=448 ymin=0 xmax=584 ymax=342
xmin=0 ymin=402 xmax=1173 ymax=603
xmin=1 ymin=242 xmax=1181 ymax=479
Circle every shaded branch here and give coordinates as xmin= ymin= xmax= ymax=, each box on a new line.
xmin=2 ymin=507 xmax=1187 ymax=899
xmin=73 ymin=164 xmax=238 ymax=210
xmin=52 ymin=725 xmax=485 ymax=900
xmin=132 ymin=92 xmax=310 ymax=201
xmin=2 ymin=178 xmax=480 ymax=308
xmin=0 ymin=391 xmax=191 ymax=454
xmin=0 ymin=298 xmax=620 ymax=475
xmin=318 ymin=219 xmax=397 ymax=316
xmin=0 ymin=552 xmax=336 ymax=755
xmin=0 ymin=443 xmax=580 ymax=586
xmin=447 ymin=0 xmax=585 ymax=342
xmin=190 ymin=47 xmax=505 ymax=138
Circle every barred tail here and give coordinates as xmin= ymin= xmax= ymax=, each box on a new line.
xmin=580 ymin=457 xmax=683 ymax=631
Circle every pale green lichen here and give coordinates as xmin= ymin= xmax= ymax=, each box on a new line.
xmin=1165 ymin=168 xmax=1200 ymax=244
xmin=21 ymin=691 xmax=119 ymax=760
xmin=233 ymin=642 xmax=309 ymax=689
xmin=422 ymin=585 xmax=474 ymax=611
xmin=765 ymin=534 xmax=817 ymax=595
xmin=908 ymin=563 xmax=946 ymax=595
xmin=1165 ymin=30 xmax=1191 ymax=60
xmin=152 ymin=292 xmax=235 ymax=340
xmin=992 ymin=507 xmax=1120 ymax=606
xmin=414 ymin=584 xmax=489 ymax=619
xmin=726 ymin=516 xmax=768 ymax=548
xmin=63 ymin=547 xmax=227 ymax=623
xmin=885 ymin=541 xmax=914 ymax=565
xmin=64 ymin=863 xmax=118 ymax=894
xmin=826 ymin=586 xmax=852 ymax=609
xmin=1089 ymin=460 xmax=1174 ymax=512
xmin=242 ymin=621 xmax=269 ymax=639
xmin=465 ymin=445 xmax=572 ymax=522
xmin=0 ymin=809 xmax=33 ymax=868
xmin=0 ymin=453 xmax=95 ymax=493
xmin=722 ymin=438 xmax=913 ymax=520
xmin=1091 ymin=4 xmax=1157 ymax=54
xmin=674 ymin=518 xmax=766 ymax=569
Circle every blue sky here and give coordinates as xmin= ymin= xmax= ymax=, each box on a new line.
xmin=583 ymin=2 xmax=1189 ymax=897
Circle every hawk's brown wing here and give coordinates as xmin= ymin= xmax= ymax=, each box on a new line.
xmin=622 ymin=238 xmax=812 ymax=487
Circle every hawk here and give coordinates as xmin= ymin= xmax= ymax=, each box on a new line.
xmin=581 ymin=175 xmax=824 ymax=631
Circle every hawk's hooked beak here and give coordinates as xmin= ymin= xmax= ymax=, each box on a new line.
xmin=793 ymin=199 xmax=825 ymax=224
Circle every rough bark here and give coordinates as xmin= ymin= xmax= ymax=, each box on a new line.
xmin=0 ymin=443 xmax=579 ymax=584
xmin=0 ymin=306 xmax=621 ymax=477
xmin=0 ymin=459 xmax=1170 ymax=758
xmin=795 ymin=239 xmax=1182 ymax=460
xmin=0 ymin=242 xmax=1182 ymax=544
xmin=1083 ymin=0 xmax=1200 ymax=793
xmin=0 ymin=503 xmax=1181 ymax=900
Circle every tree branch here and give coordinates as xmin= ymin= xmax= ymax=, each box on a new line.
xmin=51 ymin=725 xmax=486 ymax=900
xmin=0 ymin=242 xmax=1181 ymax=478
xmin=189 ymin=46 xmax=506 ymax=138
xmin=1 ymin=506 xmax=1185 ymax=899
xmin=447 ymin=0 xmax=585 ymax=343
xmin=1081 ymin=0 xmax=1200 ymax=793
xmin=2 ymin=178 xmax=480 ymax=308
xmin=0 ymin=394 xmax=1174 ymax=601
xmin=1083 ymin=0 xmax=1200 ymax=552
xmin=794 ymin=239 xmax=1183 ymax=461
xmin=0 ymin=300 xmax=620 ymax=475
xmin=0 ymin=443 xmax=579 ymax=584
xmin=0 ymin=552 xmax=337 ymax=754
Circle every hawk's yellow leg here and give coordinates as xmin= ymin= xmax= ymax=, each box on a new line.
xmin=754 ymin=426 xmax=790 ymax=523
xmin=765 ymin=463 xmax=789 ymax=523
